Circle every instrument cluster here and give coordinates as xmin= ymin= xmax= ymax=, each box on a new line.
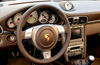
xmin=6 ymin=9 xmax=59 ymax=30
xmin=0 ymin=9 xmax=61 ymax=48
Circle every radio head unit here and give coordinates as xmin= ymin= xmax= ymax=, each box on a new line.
xmin=65 ymin=25 xmax=86 ymax=61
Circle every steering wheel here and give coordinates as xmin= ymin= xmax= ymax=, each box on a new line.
xmin=17 ymin=4 xmax=71 ymax=64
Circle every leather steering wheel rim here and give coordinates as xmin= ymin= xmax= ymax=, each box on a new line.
xmin=17 ymin=4 xmax=71 ymax=64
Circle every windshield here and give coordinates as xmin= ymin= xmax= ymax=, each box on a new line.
xmin=0 ymin=0 xmax=100 ymax=2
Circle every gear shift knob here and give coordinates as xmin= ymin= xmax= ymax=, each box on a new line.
xmin=88 ymin=55 xmax=95 ymax=65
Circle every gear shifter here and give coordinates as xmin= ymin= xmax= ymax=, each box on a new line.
xmin=73 ymin=55 xmax=95 ymax=65
xmin=88 ymin=55 xmax=95 ymax=65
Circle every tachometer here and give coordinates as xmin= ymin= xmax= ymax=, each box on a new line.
xmin=39 ymin=11 xmax=49 ymax=23
xmin=7 ymin=18 xmax=16 ymax=29
xmin=27 ymin=11 xmax=38 ymax=24
xmin=49 ymin=14 xmax=58 ymax=24
xmin=14 ymin=13 xmax=22 ymax=25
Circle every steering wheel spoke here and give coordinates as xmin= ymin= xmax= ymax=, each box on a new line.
xmin=54 ymin=25 xmax=65 ymax=34
xmin=42 ymin=51 xmax=51 ymax=59
xmin=24 ymin=28 xmax=33 ymax=39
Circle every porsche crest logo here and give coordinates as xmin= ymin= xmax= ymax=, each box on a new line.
xmin=45 ymin=34 xmax=50 ymax=41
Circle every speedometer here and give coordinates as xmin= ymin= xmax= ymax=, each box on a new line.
xmin=39 ymin=11 xmax=49 ymax=24
xmin=27 ymin=11 xmax=38 ymax=24
xmin=49 ymin=14 xmax=58 ymax=24
xmin=7 ymin=18 xmax=16 ymax=29
xmin=14 ymin=13 xmax=22 ymax=25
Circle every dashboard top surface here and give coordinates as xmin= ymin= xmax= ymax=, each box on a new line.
xmin=0 ymin=1 xmax=100 ymax=21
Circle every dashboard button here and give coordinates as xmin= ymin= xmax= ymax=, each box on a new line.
xmin=7 ymin=34 xmax=16 ymax=43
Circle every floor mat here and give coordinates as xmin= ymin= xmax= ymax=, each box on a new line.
xmin=7 ymin=57 xmax=30 ymax=65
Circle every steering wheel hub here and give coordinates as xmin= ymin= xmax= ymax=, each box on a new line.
xmin=33 ymin=26 xmax=58 ymax=50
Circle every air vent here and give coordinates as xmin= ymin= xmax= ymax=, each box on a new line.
xmin=68 ymin=16 xmax=88 ymax=25
xmin=68 ymin=17 xmax=73 ymax=25
xmin=79 ymin=16 xmax=88 ymax=24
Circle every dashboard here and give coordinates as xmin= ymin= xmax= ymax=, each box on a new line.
xmin=0 ymin=0 xmax=100 ymax=64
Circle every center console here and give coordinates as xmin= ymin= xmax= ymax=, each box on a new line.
xmin=65 ymin=16 xmax=87 ymax=61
